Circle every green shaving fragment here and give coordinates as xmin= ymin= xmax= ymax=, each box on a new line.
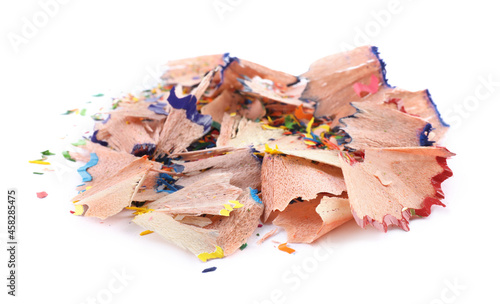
xmin=62 ymin=109 xmax=77 ymax=115
xmin=409 ymin=208 xmax=422 ymax=217
xmin=80 ymin=109 xmax=87 ymax=116
xmin=111 ymin=100 xmax=121 ymax=109
xmin=284 ymin=115 xmax=297 ymax=130
xmin=33 ymin=172 xmax=44 ymax=175
xmin=41 ymin=150 xmax=55 ymax=156
xmin=239 ymin=243 xmax=247 ymax=250
xmin=91 ymin=114 xmax=104 ymax=121
xmin=62 ymin=151 xmax=76 ymax=162
xmin=211 ymin=120 xmax=221 ymax=131
xmin=93 ymin=93 xmax=104 ymax=97
xmin=71 ymin=139 xmax=86 ymax=146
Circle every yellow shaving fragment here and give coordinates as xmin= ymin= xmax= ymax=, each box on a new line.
xmin=313 ymin=124 xmax=330 ymax=134
xmin=228 ymin=200 xmax=243 ymax=209
xmin=139 ymin=230 xmax=154 ymax=236
xmin=29 ymin=160 xmax=51 ymax=165
xmin=197 ymin=246 xmax=224 ymax=262
xmin=219 ymin=200 xmax=244 ymax=216
xmin=126 ymin=206 xmax=155 ymax=215
xmin=305 ymin=117 xmax=314 ymax=138
xmin=230 ymin=112 xmax=237 ymax=116
xmin=264 ymin=144 xmax=282 ymax=155
xmin=219 ymin=209 xmax=230 ymax=216
xmin=261 ymin=124 xmax=280 ymax=130
xmin=262 ymin=124 xmax=287 ymax=130
xmin=73 ymin=205 xmax=84 ymax=216
xmin=303 ymin=138 xmax=318 ymax=146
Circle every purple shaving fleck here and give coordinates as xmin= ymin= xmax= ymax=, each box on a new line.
xmin=167 ymin=88 xmax=212 ymax=133
xmin=371 ymin=46 xmax=394 ymax=88
xmin=419 ymin=123 xmax=435 ymax=146
xmin=131 ymin=143 xmax=156 ymax=157
xmin=202 ymin=267 xmax=217 ymax=273
xmin=216 ymin=52 xmax=239 ymax=89
xmin=102 ymin=114 xmax=111 ymax=124
xmin=148 ymin=103 xmax=168 ymax=116
xmin=249 ymin=146 xmax=263 ymax=164
xmin=425 ymin=90 xmax=450 ymax=127
xmin=91 ymin=130 xmax=108 ymax=147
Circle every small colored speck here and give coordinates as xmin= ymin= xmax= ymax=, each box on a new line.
xmin=37 ymin=191 xmax=48 ymax=199
xmin=239 ymin=243 xmax=247 ymax=250
xmin=41 ymin=150 xmax=55 ymax=156
xmin=278 ymin=243 xmax=295 ymax=254
xmin=72 ymin=139 xmax=86 ymax=146
xmin=29 ymin=160 xmax=51 ymax=165
xmin=62 ymin=109 xmax=77 ymax=115
xmin=202 ymin=267 xmax=217 ymax=273
xmin=62 ymin=151 xmax=76 ymax=162
xmin=139 ymin=230 xmax=154 ymax=236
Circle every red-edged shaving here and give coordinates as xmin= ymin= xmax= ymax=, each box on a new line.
xmin=339 ymin=147 xmax=454 ymax=232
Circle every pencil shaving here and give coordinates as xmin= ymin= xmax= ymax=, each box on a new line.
xmin=65 ymin=46 xmax=454 ymax=261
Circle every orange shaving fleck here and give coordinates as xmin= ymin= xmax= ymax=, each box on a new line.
xmin=294 ymin=104 xmax=313 ymax=120
xmin=278 ymin=243 xmax=295 ymax=254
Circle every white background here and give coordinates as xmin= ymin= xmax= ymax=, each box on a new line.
xmin=1 ymin=1 xmax=499 ymax=303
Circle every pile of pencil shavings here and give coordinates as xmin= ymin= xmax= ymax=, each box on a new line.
xmin=68 ymin=46 xmax=454 ymax=262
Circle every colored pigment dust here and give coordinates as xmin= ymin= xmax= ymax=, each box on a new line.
xmin=58 ymin=47 xmax=453 ymax=262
